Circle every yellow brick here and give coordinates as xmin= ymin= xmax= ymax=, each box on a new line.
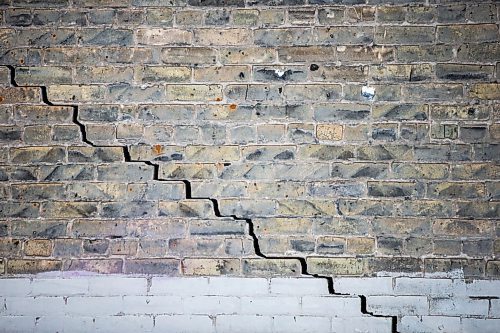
xmin=316 ymin=124 xmax=343 ymax=141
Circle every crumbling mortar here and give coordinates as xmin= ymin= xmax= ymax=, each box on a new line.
xmin=3 ymin=65 xmax=399 ymax=333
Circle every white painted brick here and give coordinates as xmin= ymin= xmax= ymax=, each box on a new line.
xmin=489 ymin=299 xmax=500 ymax=318
xmin=31 ymin=278 xmax=89 ymax=296
xmin=0 ymin=316 xmax=35 ymax=333
xmin=461 ymin=318 xmax=500 ymax=333
xmin=150 ymin=277 xmax=209 ymax=295
xmin=216 ymin=315 xmax=273 ymax=333
xmin=36 ymin=316 xmax=94 ymax=333
xmin=465 ymin=280 xmax=500 ymax=297
xmin=331 ymin=317 xmax=392 ymax=333
xmin=400 ymin=315 xmax=461 ymax=333
xmin=0 ymin=279 xmax=32 ymax=296
xmin=240 ymin=296 xmax=301 ymax=315
xmin=94 ymin=315 xmax=154 ymax=333
xmin=395 ymin=278 xmax=465 ymax=297
xmin=333 ymin=277 xmax=393 ymax=296
xmin=366 ymin=296 xmax=429 ymax=316
xmin=208 ymin=277 xmax=268 ymax=296
xmin=89 ymin=277 xmax=147 ymax=296
xmin=183 ymin=295 xmax=241 ymax=315
xmin=270 ymin=278 xmax=328 ymax=295
xmin=122 ymin=295 xmax=183 ymax=315
xmin=429 ymin=297 xmax=489 ymax=316
xmin=154 ymin=315 xmax=214 ymax=333
xmin=273 ymin=315 xmax=331 ymax=333
xmin=5 ymin=297 xmax=65 ymax=316
xmin=301 ymin=296 xmax=360 ymax=316
xmin=34 ymin=317 xmax=63 ymax=333
xmin=65 ymin=296 xmax=123 ymax=316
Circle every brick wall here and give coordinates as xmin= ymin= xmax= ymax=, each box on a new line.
xmin=0 ymin=0 xmax=499 ymax=331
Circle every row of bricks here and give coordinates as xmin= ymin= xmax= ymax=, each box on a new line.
xmin=2 ymin=83 xmax=500 ymax=104
xmin=2 ymin=123 xmax=497 ymax=145
xmin=0 ymin=234 xmax=497 ymax=258
xmin=0 ymin=314 xmax=498 ymax=333
xmin=1 ymin=43 xmax=499 ymax=67
xmin=1 ymin=216 xmax=498 ymax=240
xmin=1 ymin=179 xmax=498 ymax=200
xmin=1 ymin=25 xmax=500 ymax=47
xmin=0 ymin=196 xmax=499 ymax=218
xmin=2 ymin=276 xmax=500 ymax=297
xmin=1 ymin=257 xmax=499 ymax=277
xmin=8 ymin=63 xmax=500 ymax=86
xmin=2 ymin=103 xmax=497 ymax=123
xmin=1 ymin=4 xmax=499 ymax=28
xmin=1 ymin=0 xmax=498 ymax=8
xmin=1 ymin=144 xmax=498 ymax=165
xmin=4 ymin=161 xmax=495 ymax=180
xmin=3 ymin=295 xmax=496 ymax=319
xmin=0 ymin=314 xmax=391 ymax=333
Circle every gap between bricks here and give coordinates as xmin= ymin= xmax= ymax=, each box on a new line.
xmin=3 ymin=64 xmax=399 ymax=333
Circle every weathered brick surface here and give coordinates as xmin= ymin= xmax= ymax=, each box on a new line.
xmin=0 ymin=2 xmax=499 ymax=329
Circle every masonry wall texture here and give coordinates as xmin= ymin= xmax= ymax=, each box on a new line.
xmin=0 ymin=0 xmax=499 ymax=332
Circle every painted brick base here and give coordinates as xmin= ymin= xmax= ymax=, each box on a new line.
xmin=1 ymin=276 xmax=499 ymax=333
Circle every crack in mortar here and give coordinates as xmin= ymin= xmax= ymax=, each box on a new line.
xmin=4 ymin=65 xmax=399 ymax=333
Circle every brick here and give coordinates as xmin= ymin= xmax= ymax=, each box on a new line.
xmin=436 ymin=63 xmax=494 ymax=81
xmin=10 ymin=146 xmax=65 ymax=164
xmin=316 ymin=124 xmax=343 ymax=141
xmin=243 ymin=259 xmax=301 ymax=277
xmin=367 ymin=295 xmax=428 ymax=316
xmin=438 ymin=24 xmax=499 ymax=43
xmin=311 ymin=65 xmax=368 ymax=82
xmin=154 ymin=315 xmax=213 ymax=333
xmin=216 ymin=315 xmax=272 ymax=333
xmin=68 ymin=146 xmax=124 ymax=163
xmin=307 ymin=257 xmax=366 ymax=276
xmin=195 ymin=65 xmax=249 ymax=82
xmin=337 ymin=46 xmax=394 ymax=63
xmin=315 ymin=26 xmax=374 ymax=45
xmin=74 ymin=66 xmax=134 ymax=84
xmin=313 ymin=103 xmax=370 ymax=122
xmin=23 ymin=239 xmax=51 ymax=256
xmin=278 ymin=46 xmax=336 ymax=63
xmin=47 ymin=84 xmax=106 ymax=102
xmin=402 ymin=84 xmax=463 ymax=101
xmin=159 ymin=200 xmax=215 ymax=219
xmin=194 ymin=28 xmax=252 ymax=46
xmin=161 ymin=47 xmax=217 ymax=65
xmin=375 ymin=26 xmax=435 ymax=44
xmin=166 ymin=84 xmax=222 ymax=102
xmin=368 ymin=181 xmax=421 ymax=197
xmin=284 ymin=84 xmax=341 ymax=102
xmin=97 ymin=164 xmax=153 ymax=181
xmin=428 ymin=182 xmax=485 ymax=199
xmin=0 ymin=87 xmax=41 ymax=104
xmin=7 ymin=259 xmax=61 ymax=274
xmin=16 ymin=66 xmax=72 ymax=85
xmin=397 ymin=45 xmax=453 ymax=62
xmin=182 ymin=258 xmax=239 ymax=276
xmin=392 ymin=163 xmax=449 ymax=180
xmin=53 ymin=239 xmax=82 ymax=257
xmin=11 ymin=220 xmax=67 ymax=239
xmin=137 ymin=28 xmax=192 ymax=45
xmin=469 ymin=83 xmax=500 ymax=100
xmin=255 ymin=28 xmax=312 ymax=46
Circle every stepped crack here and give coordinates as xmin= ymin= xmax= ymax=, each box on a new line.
xmin=3 ymin=65 xmax=399 ymax=333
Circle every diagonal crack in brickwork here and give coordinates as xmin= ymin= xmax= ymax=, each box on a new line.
xmin=3 ymin=64 xmax=400 ymax=332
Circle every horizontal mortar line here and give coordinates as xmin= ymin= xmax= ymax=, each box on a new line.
xmin=2 ymin=64 xmax=399 ymax=333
